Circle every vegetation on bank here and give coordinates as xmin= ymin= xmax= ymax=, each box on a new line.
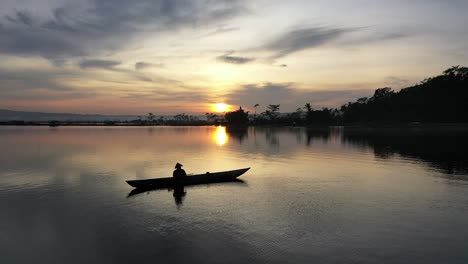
xmin=340 ymin=66 xmax=468 ymax=123
xmin=1 ymin=66 xmax=466 ymax=127
xmin=221 ymin=66 xmax=468 ymax=126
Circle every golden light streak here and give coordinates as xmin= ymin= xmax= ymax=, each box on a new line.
xmin=213 ymin=126 xmax=229 ymax=146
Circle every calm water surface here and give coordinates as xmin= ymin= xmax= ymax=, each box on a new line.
xmin=1 ymin=126 xmax=467 ymax=263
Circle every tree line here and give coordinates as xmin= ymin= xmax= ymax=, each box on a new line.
xmin=130 ymin=66 xmax=466 ymax=126
xmin=340 ymin=66 xmax=468 ymax=123
xmin=222 ymin=66 xmax=468 ymax=126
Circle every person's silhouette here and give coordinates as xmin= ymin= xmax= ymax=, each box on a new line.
xmin=173 ymin=163 xmax=187 ymax=180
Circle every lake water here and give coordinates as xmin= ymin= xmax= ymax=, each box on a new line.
xmin=1 ymin=126 xmax=467 ymax=264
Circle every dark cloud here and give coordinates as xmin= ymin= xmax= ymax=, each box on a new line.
xmin=256 ymin=26 xmax=415 ymax=60
xmin=78 ymin=60 xmax=178 ymax=84
xmin=0 ymin=62 xmax=178 ymax=102
xmin=123 ymin=88 xmax=212 ymax=103
xmin=5 ymin=10 xmax=34 ymax=26
xmin=0 ymin=11 xmax=84 ymax=60
xmin=79 ymin=59 xmax=121 ymax=69
xmin=263 ymin=26 xmax=354 ymax=59
xmin=0 ymin=68 xmax=97 ymax=100
xmin=0 ymin=0 xmax=246 ymax=60
xmin=337 ymin=28 xmax=412 ymax=46
xmin=217 ymin=52 xmax=255 ymax=64
xmin=135 ymin=62 xmax=164 ymax=70
xmin=375 ymin=32 xmax=410 ymax=41
xmin=225 ymin=83 xmax=373 ymax=111
xmin=279 ymin=64 xmax=288 ymax=67
xmin=0 ymin=67 xmax=73 ymax=92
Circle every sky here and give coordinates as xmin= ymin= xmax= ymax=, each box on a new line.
xmin=0 ymin=0 xmax=467 ymax=115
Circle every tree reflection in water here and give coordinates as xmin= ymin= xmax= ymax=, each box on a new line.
xmin=226 ymin=126 xmax=248 ymax=144
xmin=223 ymin=126 xmax=468 ymax=176
xmin=342 ymin=128 xmax=468 ymax=176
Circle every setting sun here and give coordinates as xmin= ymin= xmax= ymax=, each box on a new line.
xmin=212 ymin=103 xmax=230 ymax=113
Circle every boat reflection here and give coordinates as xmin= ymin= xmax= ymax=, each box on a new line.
xmin=173 ymin=184 xmax=186 ymax=207
xmin=127 ymin=179 xmax=247 ymax=207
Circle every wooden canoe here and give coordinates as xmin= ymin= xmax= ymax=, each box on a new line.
xmin=126 ymin=167 xmax=250 ymax=189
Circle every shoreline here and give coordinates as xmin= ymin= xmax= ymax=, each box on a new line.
xmin=1 ymin=122 xmax=468 ymax=130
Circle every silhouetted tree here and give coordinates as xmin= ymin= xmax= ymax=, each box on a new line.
xmin=253 ymin=103 xmax=259 ymax=122
xmin=205 ymin=113 xmax=219 ymax=123
xmin=303 ymin=103 xmax=313 ymax=123
xmin=339 ymin=66 xmax=468 ymax=123
xmin=147 ymin=112 xmax=155 ymax=123
xmin=225 ymin=106 xmax=249 ymax=126
xmin=302 ymin=103 xmax=334 ymax=125
xmin=262 ymin=104 xmax=280 ymax=121
xmin=293 ymin=107 xmax=303 ymax=122
xmin=174 ymin=113 xmax=189 ymax=122
xmin=157 ymin=116 xmax=164 ymax=124
xmin=371 ymin=87 xmax=394 ymax=101
xmin=357 ymin=97 xmax=368 ymax=104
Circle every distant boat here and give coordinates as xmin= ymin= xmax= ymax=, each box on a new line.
xmin=126 ymin=168 xmax=250 ymax=189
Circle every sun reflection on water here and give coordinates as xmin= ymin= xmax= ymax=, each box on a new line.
xmin=214 ymin=126 xmax=229 ymax=146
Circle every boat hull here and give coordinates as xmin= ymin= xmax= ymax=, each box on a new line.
xmin=126 ymin=168 xmax=250 ymax=189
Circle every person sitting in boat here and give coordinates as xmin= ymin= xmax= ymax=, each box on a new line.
xmin=173 ymin=163 xmax=187 ymax=180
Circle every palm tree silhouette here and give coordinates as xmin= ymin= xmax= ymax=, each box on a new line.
xmin=253 ymin=104 xmax=259 ymax=122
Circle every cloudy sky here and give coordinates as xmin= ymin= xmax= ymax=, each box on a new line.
xmin=0 ymin=0 xmax=467 ymax=114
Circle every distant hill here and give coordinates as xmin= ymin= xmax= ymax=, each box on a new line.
xmin=340 ymin=66 xmax=468 ymax=123
xmin=0 ymin=109 xmax=139 ymax=122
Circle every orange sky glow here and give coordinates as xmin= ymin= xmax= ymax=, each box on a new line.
xmin=0 ymin=1 xmax=467 ymax=115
